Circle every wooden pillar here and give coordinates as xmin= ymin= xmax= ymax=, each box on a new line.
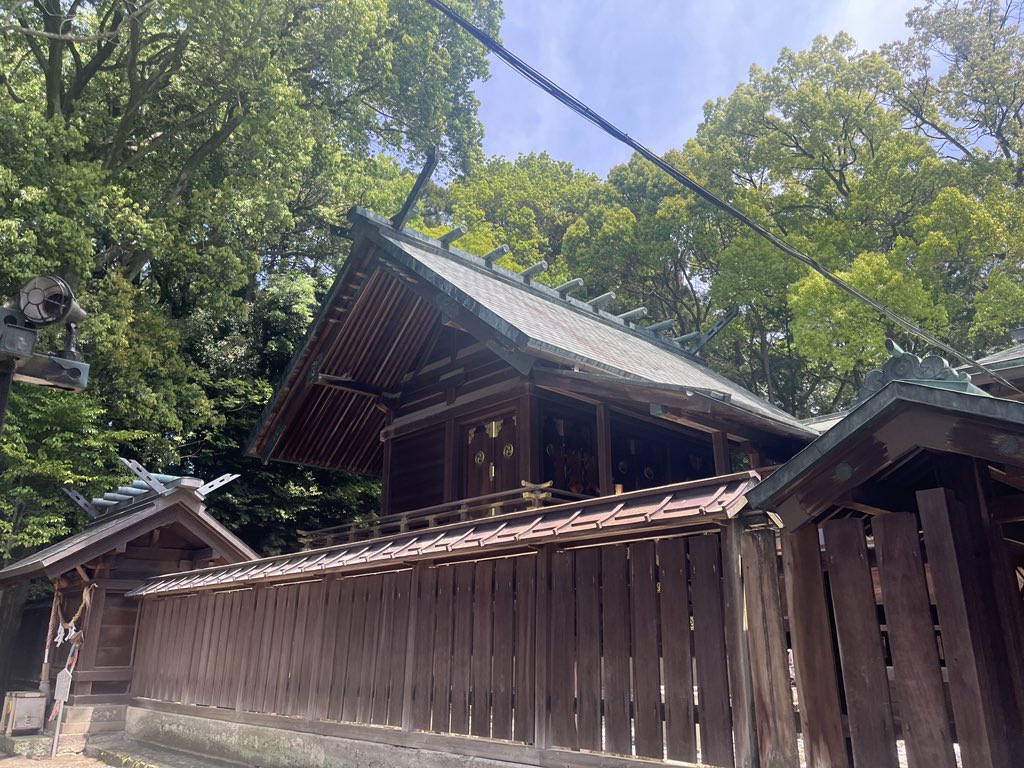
xmin=722 ymin=520 xmax=758 ymax=767
xmin=712 ymin=430 xmax=730 ymax=475
xmin=443 ymin=419 xmax=456 ymax=503
xmin=781 ymin=526 xmax=848 ymax=768
xmin=596 ymin=404 xmax=613 ymax=495
xmin=518 ymin=392 xmax=540 ymax=486
xmin=741 ymin=526 xmax=798 ymax=768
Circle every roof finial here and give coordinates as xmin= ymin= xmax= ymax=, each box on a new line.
xmin=520 ymin=261 xmax=548 ymax=281
xmin=587 ymin=291 xmax=616 ymax=310
xmin=556 ymin=277 xmax=584 ymax=297
xmin=617 ymin=307 xmax=647 ymax=323
xmin=645 ymin=318 xmax=675 ymax=334
xmin=484 ymin=245 xmax=509 ymax=265
xmin=391 ymin=147 xmax=438 ymax=230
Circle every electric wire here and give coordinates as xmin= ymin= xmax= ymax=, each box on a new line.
xmin=423 ymin=0 xmax=1021 ymax=394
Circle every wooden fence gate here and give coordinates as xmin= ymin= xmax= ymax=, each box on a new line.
xmin=780 ymin=493 xmax=1024 ymax=768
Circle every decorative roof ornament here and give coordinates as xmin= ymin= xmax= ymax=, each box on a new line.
xmin=855 ymin=339 xmax=987 ymax=405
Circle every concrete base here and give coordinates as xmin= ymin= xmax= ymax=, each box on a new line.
xmin=125 ymin=707 xmax=524 ymax=768
xmin=0 ymin=732 xmax=51 ymax=758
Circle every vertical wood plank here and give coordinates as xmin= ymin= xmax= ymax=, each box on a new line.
xmin=549 ymin=549 xmax=578 ymax=750
xmin=309 ymin=579 xmax=337 ymax=719
xmin=741 ymin=528 xmax=799 ymax=768
xmin=342 ymin=577 xmax=370 ymax=722
xmin=253 ymin=586 xmax=279 ymax=714
xmin=271 ymin=585 xmax=299 ymax=715
xmin=822 ymin=518 xmax=899 ymax=768
xmin=401 ymin=566 xmax=422 ymax=731
xmin=179 ymin=596 xmax=201 ymax=706
xmin=430 ymin=565 xmax=455 ymax=733
xmin=514 ymin=555 xmax=537 ymax=745
xmin=386 ymin=570 xmax=413 ymax=727
xmin=449 ymin=563 xmax=474 ymax=734
xmin=533 ymin=547 xmax=551 ymax=748
xmin=411 ymin=565 xmax=438 ymax=730
xmin=659 ymin=538 xmax=697 ymax=762
xmin=357 ymin=575 xmax=384 ymax=724
xmin=601 ymin=544 xmax=632 ymax=756
xmin=781 ymin=526 xmax=848 ymax=768
xmin=723 ymin=520 xmax=757 ymax=768
xmin=371 ymin=574 xmax=397 ymax=725
xmin=297 ymin=581 xmax=326 ymax=719
xmin=574 ymin=548 xmax=602 ymax=751
xmin=492 ymin=558 xmax=516 ymax=741
xmin=690 ymin=534 xmax=735 ymax=768
xmin=873 ymin=513 xmax=957 ymax=768
xmin=471 ymin=561 xmax=495 ymax=737
xmin=630 ymin=541 xmax=663 ymax=759
xmin=221 ymin=590 xmax=245 ymax=709
xmin=327 ymin=577 xmax=355 ymax=722
xmin=286 ymin=584 xmax=311 ymax=715
xmin=918 ymin=488 xmax=1011 ymax=768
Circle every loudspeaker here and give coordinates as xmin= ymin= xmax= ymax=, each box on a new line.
xmin=17 ymin=275 xmax=87 ymax=327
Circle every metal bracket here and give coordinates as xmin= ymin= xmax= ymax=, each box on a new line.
xmin=63 ymin=488 xmax=99 ymax=519
xmin=118 ymin=457 xmax=168 ymax=494
xmin=196 ymin=473 xmax=240 ymax=499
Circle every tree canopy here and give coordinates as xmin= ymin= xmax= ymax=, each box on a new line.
xmin=2 ymin=0 xmax=1022 ymax=559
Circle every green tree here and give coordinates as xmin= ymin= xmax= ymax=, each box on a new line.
xmin=0 ymin=0 xmax=503 ymax=558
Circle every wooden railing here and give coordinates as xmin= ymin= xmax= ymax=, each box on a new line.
xmin=298 ymin=482 xmax=590 ymax=549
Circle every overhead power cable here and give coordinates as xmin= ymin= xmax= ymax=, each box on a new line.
xmin=423 ymin=0 xmax=1021 ymax=394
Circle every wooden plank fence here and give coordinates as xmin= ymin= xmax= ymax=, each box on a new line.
xmin=133 ymin=534 xmax=742 ymax=765
xmin=131 ymin=509 xmax=1024 ymax=768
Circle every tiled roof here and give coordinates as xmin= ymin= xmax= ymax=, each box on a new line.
xmin=978 ymin=341 xmax=1024 ymax=366
xmin=127 ymin=472 xmax=759 ymax=597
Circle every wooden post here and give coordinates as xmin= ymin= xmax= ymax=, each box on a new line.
xmin=722 ymin=520 xmax=757 ymax=767
xmin=741 ymin=526 xmax=799 ymax=767
xmin=596 ymin=404 xmax=613 ymax=495
xmin=712 ymin=430 xmax=730 ymax=475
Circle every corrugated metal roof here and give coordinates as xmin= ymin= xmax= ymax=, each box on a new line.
xmin=127 ymin=471 xmax=759 ymax=597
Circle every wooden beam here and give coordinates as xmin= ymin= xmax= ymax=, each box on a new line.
xmin=316 ymin=374 xmax=399 ymax=401
xmin=988 ymin=494 xmax=1024 ymax=522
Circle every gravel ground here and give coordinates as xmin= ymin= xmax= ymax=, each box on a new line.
xmin=0 ymin=756 xmax=106 ymax=767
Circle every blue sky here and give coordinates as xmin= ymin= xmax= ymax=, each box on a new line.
xmin=473 ymin=0 xmax=921 ymax=176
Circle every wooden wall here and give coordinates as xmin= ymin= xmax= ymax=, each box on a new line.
xmin=132 ymin=532 xmax=742 ymax=766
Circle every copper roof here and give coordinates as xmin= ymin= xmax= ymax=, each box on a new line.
xmin=127 ymin=472 xmax=759 ymax=597
xmin=247 ymin=208 xmax=812 ymax=472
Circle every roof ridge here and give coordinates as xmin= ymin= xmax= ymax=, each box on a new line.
xmin=350 ymin=207 xmax=711 ymax=365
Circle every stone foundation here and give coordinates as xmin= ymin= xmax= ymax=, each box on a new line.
xmin=125 ymin=707 xmax=524 ymax=768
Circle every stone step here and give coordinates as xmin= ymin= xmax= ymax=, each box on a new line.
xmin=60 ymin=717 xmax=126 ymax=735
xmin=86 ymin=737 xmax=251 ymax=768
xmin=64 ymin=703 xmax=127 ymax=723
